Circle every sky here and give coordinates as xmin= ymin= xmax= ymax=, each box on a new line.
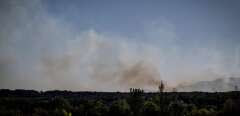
xmin=0 ymin=0 xmax=240 ymax=91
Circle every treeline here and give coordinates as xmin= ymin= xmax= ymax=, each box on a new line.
xmin=0 ymin=89 xmax=240 ymax=116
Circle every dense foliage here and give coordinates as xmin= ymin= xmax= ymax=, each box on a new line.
xmin=0 ymin=89 xmax=240 ymax=116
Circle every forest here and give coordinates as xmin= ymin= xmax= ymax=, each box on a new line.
xmin=0 ymin=89 xmax=239 ymax=116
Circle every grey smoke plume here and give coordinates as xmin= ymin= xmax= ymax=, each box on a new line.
xmin=177 ymin=77 xmax=240 ymax=92
xmin=119 ymin=62 xmax=161 ymax=88
xmin=38 ymin=30 xmax=162 ymax=91
xmin=1 ymin=0 xmax=240 ymax=91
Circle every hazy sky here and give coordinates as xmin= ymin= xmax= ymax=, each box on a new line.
xmin=1 ymin=0 xmax=240 ymax=91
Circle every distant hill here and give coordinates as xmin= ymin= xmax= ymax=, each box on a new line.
xmin=177 ymin=77 xmax=240 ymax=92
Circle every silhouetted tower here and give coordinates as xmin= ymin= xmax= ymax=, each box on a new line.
xmin=158 ymin=80 xmax=165 ymax=93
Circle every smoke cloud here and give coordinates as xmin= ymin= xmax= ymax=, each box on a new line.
xmin=0 ymin=0 xmax=239 ymax=91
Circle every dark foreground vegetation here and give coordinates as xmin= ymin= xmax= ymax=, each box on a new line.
xmin=0 ymin=89 xmax=240 ymax=116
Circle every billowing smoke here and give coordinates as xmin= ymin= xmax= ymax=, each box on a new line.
xmin=119 ymin=62 xmax=161 ymax=87
xmin=1 ymin=0 xmax=240 ymax=91
xmin=177 ymin=77 xmax=240 ymax=92
xmin=38 ymin=30 xmax=162 ymax=91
